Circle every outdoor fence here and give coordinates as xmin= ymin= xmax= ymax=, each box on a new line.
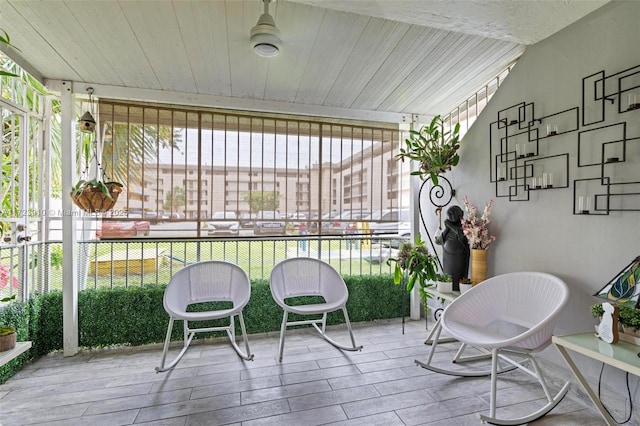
xmin=0 ymin=235 xmax=405 ymax=299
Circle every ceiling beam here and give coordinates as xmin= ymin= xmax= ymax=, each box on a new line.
xmin=46 ymin=80 xmax=413 ymax=126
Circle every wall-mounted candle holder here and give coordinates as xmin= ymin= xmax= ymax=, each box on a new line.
xmin=628 ymin=92 xmax=640 ymax=111
xmin=578 ymin=196 xmax=591 ymax=214
xmin=546 ymin=123 xmax=558 ymax=136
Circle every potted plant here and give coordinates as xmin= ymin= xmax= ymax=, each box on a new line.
xmin=0 ymin=294 xmax=16 ymax=352
xmin=395 ymin=115 xmax=461 ymax=185
xmin=436 ymin=273 xmax=453 ymax=293
xmin=387 ymin=236 xmax=439 ymax=310
xmin=70 ymin=178 xmax=123 ymax=213
xmin=459 ymin=277 xmax=473 ymax=294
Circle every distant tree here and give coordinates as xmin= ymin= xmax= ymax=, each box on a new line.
xmin=163 ymin=187 xmax=186 ymax=211
xmin=243 ymin=191 xmax=280 ymax=212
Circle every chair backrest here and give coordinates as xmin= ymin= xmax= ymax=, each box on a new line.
xmin=163 ymin=261 xmax=250 ymax=316
xmin=270 ymin=258 xmax=348 ymax=307
xmin=443 ymin=272 xmax=569 ymax=350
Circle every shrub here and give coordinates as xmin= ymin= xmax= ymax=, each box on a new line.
xmin=0 ymin=273 xmax=407 ymax=383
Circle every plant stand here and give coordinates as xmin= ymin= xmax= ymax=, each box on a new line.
xmin=0 ymin=341 xmax=30 ymax=366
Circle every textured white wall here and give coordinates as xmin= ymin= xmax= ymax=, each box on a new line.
xmin=421 ymin=0 xmax=640 ymax=405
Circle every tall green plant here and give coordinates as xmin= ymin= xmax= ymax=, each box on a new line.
xmin=396 ymin=115 xmax=461 ymax=185
xmin=387 ymin=236 xmax=438 ymax=292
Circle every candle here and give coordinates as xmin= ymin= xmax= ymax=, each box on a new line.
xmin=578 ymin=196 xmax=584 ymax=212
xmin=628 ymin=93 xmax=639 ymax=111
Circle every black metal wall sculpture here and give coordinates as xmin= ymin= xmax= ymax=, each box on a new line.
xmin=488 ymin=63 xmax=640 ymax=214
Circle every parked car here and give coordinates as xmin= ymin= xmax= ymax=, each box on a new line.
xmin=144 ymin=211 xmax=163 ymax=224
xmin=368 ymin=209 xmax=410 ymax=235
xmin=282 ymin=212 xmax=308 ymax=229
xmin=207 ymin=212 xmax=240 ymax=236
xmin=97 ymin=218 xmax=150 ymax=238
xmin=253 ymin=211 xmax=286 ymax=235
xmin=381 ymin=225 xmax=411 ymax=248
xmin=168 ymin=212 xmax=186 ymax=219
xmin=322 ymin=210 xmax=370 ymax=235
xmin=239 ymin=213 xmax=256 ymax=228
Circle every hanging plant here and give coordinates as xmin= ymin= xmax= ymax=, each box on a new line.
xmin=395 ymin=115 xmax=461 ymax=185
xmin=69 ymin=88 xmax=123 ymax=213
xmin=70 ymin=179 xmax=123 ymax=213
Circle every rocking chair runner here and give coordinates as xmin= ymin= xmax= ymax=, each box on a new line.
xmin=269 ymin=258 xmax=363 ymax=362
xmin=156 ymin=261 xmax=254 ymax=372
xmin=417 ymin=272 xmax=570 ymax=425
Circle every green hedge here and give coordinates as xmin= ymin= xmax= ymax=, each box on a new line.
xmin=0 ymin=274 xmax=405 ymax=383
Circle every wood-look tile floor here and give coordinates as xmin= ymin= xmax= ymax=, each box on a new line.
xmin=0 ymin=319 xmax=604 ymax=425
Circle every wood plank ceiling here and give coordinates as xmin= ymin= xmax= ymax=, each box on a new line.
xmin=1 ymin=0 xmax=609 ymax=122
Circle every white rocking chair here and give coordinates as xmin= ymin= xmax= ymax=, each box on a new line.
xmin=269 ymin=257 xmax=363 ymax=362
xmin=156 ymin=261 xmax=254 ymax=372
xmin=417 ymin=272 xmax=570 ymax=425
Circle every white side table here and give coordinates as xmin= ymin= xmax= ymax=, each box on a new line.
xmin=553 ymin=333 xmax=640 ymax=426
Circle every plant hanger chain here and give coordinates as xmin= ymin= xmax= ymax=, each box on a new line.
xmin=80 ymin=88 xmax=112 ymax=184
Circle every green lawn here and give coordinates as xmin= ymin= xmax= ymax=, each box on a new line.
xmin=72 ymin=237 xmax=390 ymax=289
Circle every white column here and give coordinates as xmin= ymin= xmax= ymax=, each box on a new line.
xmin=408 ymin=114 xmax=421 ymax=320
xmin=60 ymin=81 xmax=78 ymax=356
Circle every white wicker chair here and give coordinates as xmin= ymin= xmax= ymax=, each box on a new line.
xmin=270 ymin=258 xmax=363 ymax=362
xmin=417 ymin=272 xmax=570 ymax=425
xmin=156 ymin=261 xmax=254 ymax=372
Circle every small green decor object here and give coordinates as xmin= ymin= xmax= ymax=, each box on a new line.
xmin=70 ymin=179 xmax=123 ymax=213
xmin=395 ymin=115 xmax=461 ymax=185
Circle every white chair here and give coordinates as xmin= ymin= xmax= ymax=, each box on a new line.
xmin=270 ymin=258 xmax=363 ymax=362
xmin=417 ymin=272 xmax=570 ymax=425
xmin=156 ymin=261 xmax=254 ymax=372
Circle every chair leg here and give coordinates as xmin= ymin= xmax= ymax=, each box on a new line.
xmin=416 ymin=324 xmax=515 ymax=377
xmin=342 ymin=307 xmax=360 ymax=350
xmin=479 ymin=350 xmax=570 ymax=425
xmin=156 ymin=317 xmax=174 ymax=372
xmin=310 ymin=307 xmax=363 ymax=352
xmin=278 ymin=311 xmax=288 ymax=362
xmin=490 ymin=348 xmax=499 ymax=419
xmin=226 ymin=312 xmax=254 ymax=361
xmin=155 ymin=317 xmax=196 ymax=373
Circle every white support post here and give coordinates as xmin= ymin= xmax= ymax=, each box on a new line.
xmin=408 ymin=113 xmax=421 ymax=320
xmin=60 ymin=81 xmax=79 ymax=357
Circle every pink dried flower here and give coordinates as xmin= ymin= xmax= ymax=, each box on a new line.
xmin=461 ymin=195 xmax=496 ymax=250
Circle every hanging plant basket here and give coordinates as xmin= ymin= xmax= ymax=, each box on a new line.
xmin=70 ymin=180 xmax=123 ymax=213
